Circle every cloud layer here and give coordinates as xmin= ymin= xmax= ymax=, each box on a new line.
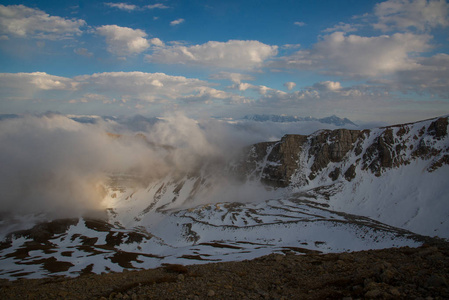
xmin=0 ymin=115 xmax=164 ymax=218
xmin=0 ymin=113 xmax=276 ymax=220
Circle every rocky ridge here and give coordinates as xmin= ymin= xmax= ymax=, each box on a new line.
xmin=234 ymin=116 xmax=448 ymax=187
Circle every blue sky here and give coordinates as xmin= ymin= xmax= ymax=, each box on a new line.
xmin=0 ymin=0 xmax=448 ymax=123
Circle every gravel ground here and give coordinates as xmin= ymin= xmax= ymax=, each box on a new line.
xmin=1 ymin=240 xmax=448 ymax=300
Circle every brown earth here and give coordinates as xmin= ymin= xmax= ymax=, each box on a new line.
xmin=1 ymin=240 xmax=448 ymax=300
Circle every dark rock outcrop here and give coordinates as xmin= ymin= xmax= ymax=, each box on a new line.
xmin=308 ymin=129 xmax=361 ymax=180
xmin=261 ymin=135 xmax=308 ymax=187
xmin=427 ymin=117 xmax=448 ymax=139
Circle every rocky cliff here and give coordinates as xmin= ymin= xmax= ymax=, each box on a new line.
xmin=235 ymin=116 xmax=449 ymax=187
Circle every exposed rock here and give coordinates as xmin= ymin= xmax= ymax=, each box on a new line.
xmin=362 ymin=129 xmax=394 ymax=176
xmin=328 ymin=167 xmax=341 ymax=181
xmin=344 ymin=164 xmax=356 ymax=181
xmin=427 ymin=117 xmax=448 ymax=139
xmin=308 ymin=129 xmax=360 ymax=179
xmin=237 ymin=116 xmax=449 ymax=186
xmin=262 ymin=135 xmax=308 ymax=186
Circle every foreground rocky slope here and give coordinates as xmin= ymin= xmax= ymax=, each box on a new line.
xmin=1 ymin=240 xmax=448 ymax=299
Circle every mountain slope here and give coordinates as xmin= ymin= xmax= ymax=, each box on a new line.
xmin=234 ymin=116 xmax=449 ymax=236
xmin=0 ymin=116 xmax=447 ymax=280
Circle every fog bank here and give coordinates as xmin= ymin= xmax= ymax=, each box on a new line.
xmin=0 ymin=112 xmax=366 ymax=224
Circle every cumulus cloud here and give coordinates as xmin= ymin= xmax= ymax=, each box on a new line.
xmin=104 ymin=2 xmax=137 ymax=11
xmin=284 ymin=82 xmax=296 ymax=91
xmin=170 ymin=18 xmax=185 ymax=26
xmin=149 ymin=37 xmax=164 ymax=47
xmin=374 ymin=0 xmax=449 ymax=32
xmin=275 ymin=31 xmax=431 ymax=78
xmin=146 ymin=40 xmax=278 ymax=70
xmin=97 ymin=25 xmax=158 ymax=56
xmin=0 ymin=4 xmax=85 ymax=40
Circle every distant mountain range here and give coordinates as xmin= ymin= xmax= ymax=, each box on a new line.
xmin=241 ymin=114 xmax=357 ymax=126
xmin=0 ymin=113 xmax=356 ymax=128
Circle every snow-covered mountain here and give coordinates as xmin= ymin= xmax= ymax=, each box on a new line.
xmin=0 ymin=116 xmax=447 ymax=280
xmin=233 ymin=116 xmax=449 ymax=237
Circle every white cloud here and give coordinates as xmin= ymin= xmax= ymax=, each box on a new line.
xmin=104 ymin=2 xmax=137 ymax=11
xmin=146 ymin=40 xmax=278 ymax=70
xmin=312 ymin=81 xmax=342 ymax=91
xmin=229 ymin=82 xmax=287 ymax=97
xmin=209 ymin=72 xmax=255 ymax=83
xmin=0 ymin=71 xmax=253 ymax=110
xmin=276 ymin=32 xmax=431 ymax=77
xmin=181 ymin=86 xmax=249 ymax=104
xmin=104 ymin=2 xmax=169 ymax=11
xmin=281 ymin=44 xmax=301 ymax=50
xmin=0 ymin=114 xmax=179 ymax=218
xmin=0 ymin=72 xmax=77 ymax=99
xmin=323 ymin=22 xmax=358 ymax=33
xmin=374 ymin=0 xmax=449 ymax=31
xmin=74 ymin=47 xmax=93 ymax=57
xmin=146 ymin=3 xmax=169 ymax=9
xmin=73 ymin=72 xmax=209 ymax=100
xmin=149 ymin=37 xmax=164 ymax=47
xmin=284 ymin=82 xmax=296 ymax=91
xmin=77 ymin=72 xmax=249 ymax=105
xmin=0 ymin=4 xmax=85 ymax=40
xmin=96 ymin=25 xmax=153 ymax=56
xmin=170 ymin=18 xmax=185 ymax=26
xmin=294 ymin=21 xmax=306 ymax=27
xmin=388 ymin=53 xmax=449 ymax=97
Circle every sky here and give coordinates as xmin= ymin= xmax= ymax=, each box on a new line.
xmin=0 ymin=0 xmax=449 ymax=123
